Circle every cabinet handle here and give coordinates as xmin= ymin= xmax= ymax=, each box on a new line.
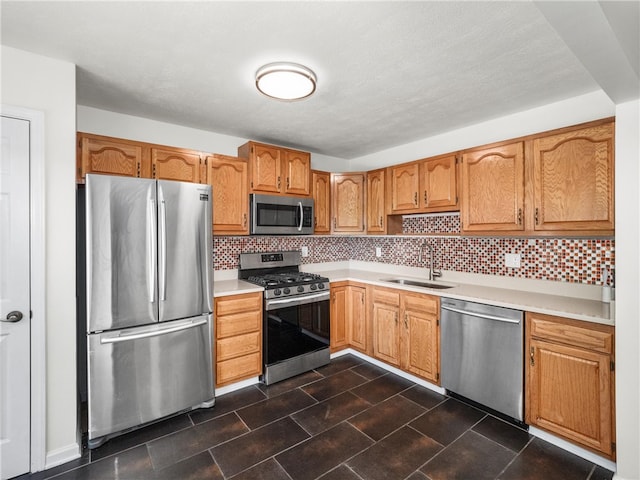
xmin=287 ymin=177 xmax=290 ymax=189
xmin=277 ymin=176 xmax=281 ymax=189
xmin=535 ymin=207 xmax=539 ymax=225
xmin=379 ymin=216 xmax=383 ymax=227
xmin=424 ymin=190 xmax=427 ymax=205
xmin=333 ymin=217 xmax=337 ymax=229
xmin=137 ymin=162 xmax=141 ymax=178
xmin=518 ymin=208 xmax=522 ymax=225
xmin=530 ymin=346 xmax=535 ymax=366
xmin=243 ymin=213 xmax=247 ymax=227
xmin=314 ymin=216 xmax=317 ymax=227
xmin=152 ymin=163 xmax=156 ymax=178
xmin=414 ymin=192 xmax=418 ymax=206
xmin=404 ymin=313 xmax=408 ymax=329
xmin=395 ymin=313 xmax=398 ymax=325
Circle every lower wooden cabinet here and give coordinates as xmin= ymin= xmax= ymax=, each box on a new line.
xmin=371 ymin=286 xmax=440 ymax=384
xmin=214 ymin=292 xmax=262 ymax=387
xmin=526 ymin=312 xmax=615 ymax=459
xmin=330 ymin=282 xmax=368 ymax=354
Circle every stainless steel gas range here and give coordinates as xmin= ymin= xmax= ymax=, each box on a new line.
xmin=239 ymin=251 xmax=330 ymax=384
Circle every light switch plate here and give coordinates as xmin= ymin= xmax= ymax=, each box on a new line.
xmin=301 ymin=246 xmax=309 ymax=257
xmin=505 ymin=253 xmax=521 ymax=268
xmin=375 ymin=247 xmax=382 ymax=257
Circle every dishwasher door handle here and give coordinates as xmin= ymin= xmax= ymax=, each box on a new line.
xmin=441 ymin=305 xmax=521 ymax=324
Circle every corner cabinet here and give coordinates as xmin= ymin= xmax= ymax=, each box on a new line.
xmin=238 ymin=141 xmax=311 ymax=196
xmin=214 ymin=292 xmax=263 ymax=387
xmin=526 ymin=312 xmax=615 ymax=459
xmin=312 ymin=170 xmax=332 ymax=234
xmin=207 ymin=154 xmax=249 ymax=235
xmin=330 ymin=282 xmax=369 ymax=354
xmin=366 ymin=169 xmax=386 ymax=234
xmin=331 ymin=173 xmax=366 ymax=233
xmin=531 ymin=122 xmax=614 ymax=234
xmin=460 ymin=142 xmax=525 ymax=233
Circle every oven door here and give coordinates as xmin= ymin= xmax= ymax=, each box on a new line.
xmin=264 ymin=292 xmax=330 ymax=367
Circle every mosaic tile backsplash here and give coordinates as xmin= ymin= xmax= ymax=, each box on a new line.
xmin=214 ymin=233 xmax=615 ymax=287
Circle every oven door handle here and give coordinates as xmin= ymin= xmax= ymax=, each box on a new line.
xmin=265 ymin=291 xmax=330 ymax=310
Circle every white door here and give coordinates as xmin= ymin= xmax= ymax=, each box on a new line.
xmin=0 ymin=115 xmax=31 ymax=479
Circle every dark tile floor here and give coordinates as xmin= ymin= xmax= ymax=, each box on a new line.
xmin=20 ymin=354 xmax=615 ymax=480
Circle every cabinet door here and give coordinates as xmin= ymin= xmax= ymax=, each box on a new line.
xmin=152 ymin=148 xmax=202 ymax=183
xmin=348 ymin=286 xmax=368 ymax=352
xmin=461 ymin=142 xmax=524 ymax=232
xmin=250 ymin=144 xmax=282 ymax=193
xmin=366 ymin=169 xmax=386 ymax=234
xmin=332 ymin=173 xmax=365 ymax=233
xmin=532 ymin=122 xmax=614 ymax=233
xmin=401 ymin=294 xmax=439 ymax=384
xmin=330 ymin=285 xmax=348 ymax=352
xmin=390 ymin=163 xmax=420 ymax=213
xmin=421 ymin=155 xmax=457 ymax=210
xmin=284 ymin=150 xmax=311 ymax=196
xmin=207 ymin=155 xmax=249 ymax=235
xmin=528 ymin=338 xmax=613 ymax=457
xmin=372 ymin=302 xmax=400 ymax=366
xmin=312 ymin=171 xmax=331 ymax=234
xmin=78 ymin=134 xmax=145 ymax=182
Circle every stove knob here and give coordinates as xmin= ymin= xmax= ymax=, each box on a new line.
xmin=310 ymin=284 xmax=317 ymax=291
xmin=274 ymin=288 xmax=282 ymax=296
xmin=318 ymin=283 xmax=325 ymax=290
xmin=283 ymin=287 xmax=291 ymax=295
xmin=297 ymin=286 xmax=304 ymax=293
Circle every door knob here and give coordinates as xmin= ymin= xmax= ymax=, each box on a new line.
xmin=1 ymin=311 xmax=23 ymax=322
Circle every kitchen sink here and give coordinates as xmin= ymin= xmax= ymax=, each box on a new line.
xmin=380 ymin=278 xmax=456 ymax=290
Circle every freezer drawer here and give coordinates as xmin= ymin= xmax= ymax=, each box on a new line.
xmin=87 ymin=315 xmax=214 ymax=443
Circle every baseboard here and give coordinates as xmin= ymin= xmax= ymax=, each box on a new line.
xmin=45 ymin=442 xmax=81 ymax=470
xmin=215 ymin=376 xmax=260 ymax=397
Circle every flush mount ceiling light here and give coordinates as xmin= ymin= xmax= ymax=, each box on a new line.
xmin=255 ymin=62 xmax=317 ymax=100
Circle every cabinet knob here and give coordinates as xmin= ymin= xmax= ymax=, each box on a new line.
xmin=379 ymin=216 xmax=383 ymax=227
xmin=414 ymin=192 xmax=418 ymax=206
xmin=424 ymin=190 xmax=427 ymax=205
xmin=518 ymin=208 xmax=522 ymax=225
xmin=277 ymin=176 xmax=281 ymax=189
xmin=535 ymin=207 xmax=540 ymax=225
xmin=243 ymin=213 xmax=247 ymax=227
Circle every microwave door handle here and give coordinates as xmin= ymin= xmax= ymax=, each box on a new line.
xmin=297 ymin=201 xmax=303 ymax=232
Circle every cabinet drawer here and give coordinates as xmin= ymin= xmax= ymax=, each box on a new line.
xmin=216 ymin=352 xmax=262 ymax=386
xmin=216 ymin=331 xmax=261 ymax=362
xmin=372 ymin=288 xmax=400 ymax=306
xmin=216 ymin=310 xmax=261 ymax=339
xmin=215 ymin=292 xmax=262 ymax=316
xmin=528 ymin=313 xmax=613 ymax=354
xmin=403 ymin=293 xmax=439 ymax=315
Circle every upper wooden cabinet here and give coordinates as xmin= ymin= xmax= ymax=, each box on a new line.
xmin=151 ymin=147 xmax=204 ymax=183
xmin=421 ymin=154 xmax=458 ymax=210
xmin=367 ymin=169 xmax=386 ymax=234
xmin=388 ymin=154 xmax=458 ymax=215
xmin=77 ymin=132 xmax=147 ymax=182
xmin=460 ymin=142 xmax=525 ymax=233
xmin=312 ymin=170 xmax=331 ymax=234
xmin=331 ymin=173 xmax=366 ymax=233
xmin=531 ymin=122 xmax=614 ymax=234
xmin=207 ymin=154 xmax=249 ymax=236
xmin=389 ymin=163 xmax=420 ymax=212
xmin=238 ymin=141 xmax=311 ymax=196
xmin=526 ymin=312 xmax=615 ymax=459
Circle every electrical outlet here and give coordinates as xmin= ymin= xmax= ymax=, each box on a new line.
xmin=505 ymin=253 xmax=521 ymax=268
xmin=301 ymin=246 xmax=309 ymax=257
xmin=375 ymin=247 xmax=382 ymax=257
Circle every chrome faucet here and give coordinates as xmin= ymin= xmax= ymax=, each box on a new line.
xmin=419 ymin=242 xmax=442 ymax=281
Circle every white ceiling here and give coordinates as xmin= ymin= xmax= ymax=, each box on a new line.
xmin=1 ymin=1 xmax=638 ymax=160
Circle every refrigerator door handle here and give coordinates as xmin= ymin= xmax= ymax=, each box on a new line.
xmin=159 ymin=196 xmax=167 ymax=302
xmin=147 ymin=196 xmax=156 ymax=303
xmin=100 ymin=318 xmax=208 ymax=344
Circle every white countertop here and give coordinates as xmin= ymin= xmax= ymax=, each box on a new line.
xmin=213 ymin=261 xmax=614 ymax=326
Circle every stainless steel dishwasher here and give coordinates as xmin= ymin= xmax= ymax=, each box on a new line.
xmin=440 ymin=297 xmax=524 ymax=421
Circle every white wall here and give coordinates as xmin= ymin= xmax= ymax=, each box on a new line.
xmin=348 ymin=90 xmax=616 ymax=170
xmin=613 ymin=99 xmax=640 ymax=480
xmin=1 ymin=46 xmax=78 ymax=464
xmin=77 ymin=105 xmax=347 ymax=172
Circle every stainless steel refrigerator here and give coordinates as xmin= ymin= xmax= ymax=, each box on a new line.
xmin=81 ymin=174 xmax=214 ymax=448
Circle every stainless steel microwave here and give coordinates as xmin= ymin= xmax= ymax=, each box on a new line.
xmin=250 ymin=194 xmax=314 ymax=235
